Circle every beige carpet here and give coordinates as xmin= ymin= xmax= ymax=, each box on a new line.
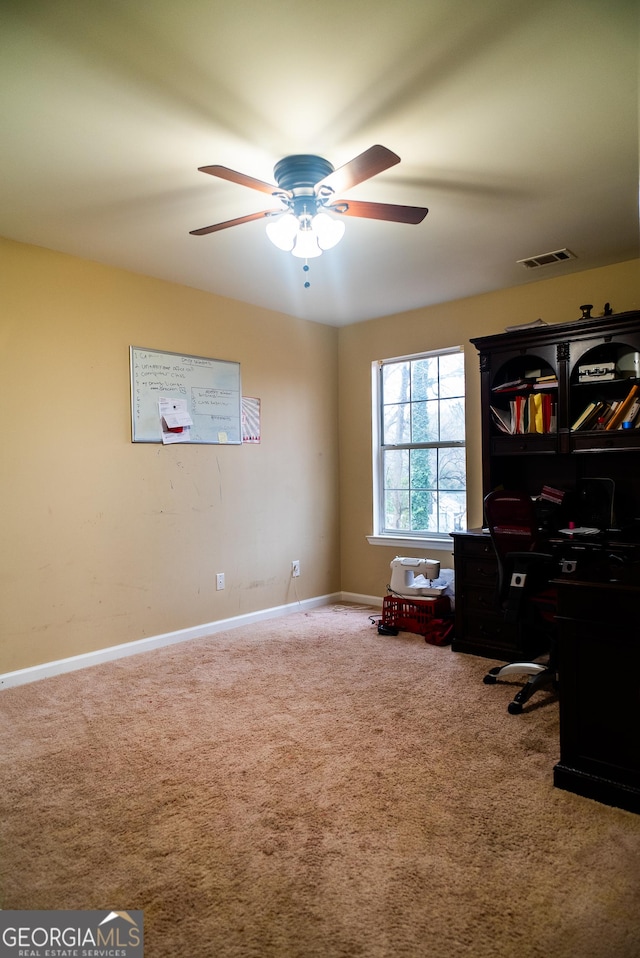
xmin=1 ymin=603 xmax=639 ymax=958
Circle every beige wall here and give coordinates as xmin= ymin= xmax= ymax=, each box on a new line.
xmin=2 ymin=237 xmax=639 ymax=675
xmin=338 ymin=258 xmax=640 ymax=599
xmin=0 ymin=238 xmax=340 ymax=673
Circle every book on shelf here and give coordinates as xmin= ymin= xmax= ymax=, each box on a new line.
xmin=493 ymin=372 xmax=557 ymax=394
xmin=605 ymin=383 xmax=639 ymax=430
xmin=591 ymin=401 xmax=615 ymax=429
xmin=572 ymin=400 xmax=612 ymax=431
xmin=540 ymin=485 xmax=565 ymax=505
xmin=492 ymin=378 xmax=530 ymax=393
xmin=491 ymin=393 xmax=556 ymax=435
xmin=616 ymin=395 xmax=640 ymax=429
xmin=617 ymin=396 xmax=640 ymax=428
xmin=490 ymin=406 xmax=513 ymax=433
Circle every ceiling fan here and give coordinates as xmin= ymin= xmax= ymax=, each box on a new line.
xmin=189 ymin=145 xmax=428 ymax=262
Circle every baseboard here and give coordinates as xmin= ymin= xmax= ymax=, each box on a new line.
xmin=340 ymin=592 xmax=383 ymax=609
xmin=0 ymin=592 xmax=343 ymax=690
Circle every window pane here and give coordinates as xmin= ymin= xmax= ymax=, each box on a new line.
xmin=439 ymin=397 xmax=466 ymax=442
xmin=385 ymin=488 xmax=409 ymax=530
xmin=382 ymin=361 xmax=410 ymax=405
xmin=439 ymin=352 xmax=465 ymax=398
xmin=438 ymin=447 xmax=466 ymax=491
xmin=439 ymin=491 xmax=467 ymax=533
xmin=383 ymin=403 xmax=411 ymax=444
xmin=410 ymin=448 xmax=437 ymax=490
xmin=411 ymin=400 xmax=439 ymax=442
xmin=384 ymin=448 xmax=409 ymax=490
xmin=411 ymin=357 xmax=439 ymax=401
xmin=410 ymin=489 xmax=436 ymax=531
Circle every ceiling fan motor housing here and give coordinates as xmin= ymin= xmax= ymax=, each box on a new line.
xmin=273 ymin=155 xmax=337 ymax=220
xmin=273 ymin=155 xmax=334 ymax=192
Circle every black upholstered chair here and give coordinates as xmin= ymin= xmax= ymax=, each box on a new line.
xmin=482 ymin=490 xmax=559 ymax=714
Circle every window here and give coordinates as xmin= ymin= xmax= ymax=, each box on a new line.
xmin=372 ymin=347 xmax=467 ymax=543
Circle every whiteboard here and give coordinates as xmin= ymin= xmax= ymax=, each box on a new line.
xmin=130 ymin=346 xmax=242 ymax=443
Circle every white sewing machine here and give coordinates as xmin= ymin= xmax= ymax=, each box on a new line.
xmin=389 ymin=556 xmax=446 ymax=597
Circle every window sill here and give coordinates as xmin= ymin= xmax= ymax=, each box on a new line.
xmin=366 ymin=534 xmax=455 ymax=552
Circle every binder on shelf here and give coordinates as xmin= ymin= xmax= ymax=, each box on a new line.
xmin=528 ymin=393 xmax=544 ymax=433
xmin=542 ymin=394 xmax=555 ymax=432
xmin=491 ymin=394 xmax=556 ymax=435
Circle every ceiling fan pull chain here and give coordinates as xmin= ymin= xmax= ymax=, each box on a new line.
xmin=303 ymin=263 xmax=310 ymax=288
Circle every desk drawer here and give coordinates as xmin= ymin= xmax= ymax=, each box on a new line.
xmin=465 ymin=613 xmax=516 ymax=649
xmin=457 ymin=555 xmax=498 ymax=588
xmin=462 ymin=585 xmax=498 ymax=615
xmin=452 ymin=530 xmax=539 ymax=660
xmin=455 ymin=534 xmax=495 ymax=559
xmin=454 ymin=611 xmax=518 ymax=658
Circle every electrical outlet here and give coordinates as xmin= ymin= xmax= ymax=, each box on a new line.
xmin=291 ymin=560 xmax=300 ymax=578
xmin=216 ymin=572 xmax=225 ymax=591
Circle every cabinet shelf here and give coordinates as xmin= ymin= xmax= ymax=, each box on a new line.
xmin=491 ymin=434 xmax=558 ymax=456
xmin=455 ymin=309 xmax=640 ymax=661
xmin=571 ymin=429 xmax=640 ymax=453
xmin=573 ymin=377 xmax=639 ymax=387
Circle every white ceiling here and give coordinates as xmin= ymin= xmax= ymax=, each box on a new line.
xmin=1 ymin=0 xmax=638 ymax=326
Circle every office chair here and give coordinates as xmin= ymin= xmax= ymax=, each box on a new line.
xmin=482 ymin=490 xmax=559 ymax=714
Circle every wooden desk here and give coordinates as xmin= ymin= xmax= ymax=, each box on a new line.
xmin=451 ymin=529 xmax=548 ymax=661
xmin=553 ymin=577 xmax=640 ymax=814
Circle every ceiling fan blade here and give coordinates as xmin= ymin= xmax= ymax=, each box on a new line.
xmin=327 ymin=199 xmax=428 ymax=224
xmin=316 ymin=145 xmax=401 ymax=195
xmin=189 ymin=209 xmax=282 ymax=236
xmin=198 ymin=165 xmax=286 ymax=196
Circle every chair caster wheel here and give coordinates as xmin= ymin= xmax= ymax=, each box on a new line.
xmin=484 ymin=666 xmax=500 ymax=685
xmin=507 ymin=701 xmax=523 ymax=715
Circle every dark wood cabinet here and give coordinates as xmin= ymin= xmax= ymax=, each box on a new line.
xmin=453 ymin=309 xmax=640 ymax=659
xmin=451 ymin=530 xmax=546 ymax=660
xmin=553 ymin=578 xmax=640 ymax=815
xmin=451 ymin=530 xmax=508 ymax=659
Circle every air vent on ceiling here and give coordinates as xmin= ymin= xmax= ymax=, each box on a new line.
xmin=517 ymin=248 xmax=576 ymax=269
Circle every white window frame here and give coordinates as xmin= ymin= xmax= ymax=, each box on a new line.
xmin=368 ymin=345 xmax=467 ymax=552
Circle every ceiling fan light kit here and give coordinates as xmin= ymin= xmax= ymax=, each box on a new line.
xmin=190 ymin=145 xmax=428 ymax=284
xmin=266 ymin=210 xmax=345 ymax=257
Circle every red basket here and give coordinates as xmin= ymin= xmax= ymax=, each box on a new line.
xmin=382 ymin=594 xmax=453 ymax=646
